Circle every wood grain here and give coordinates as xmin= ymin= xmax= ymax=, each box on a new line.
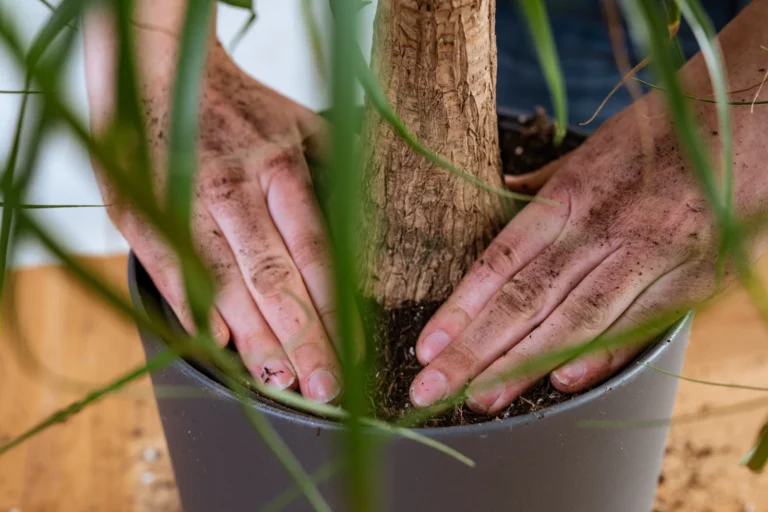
xmin=0 ymin=256 xmax=179 ymax=512
xmin=0 ymin=254 xmax=766 ymax=511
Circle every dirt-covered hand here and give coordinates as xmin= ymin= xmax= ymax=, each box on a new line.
xmin=106 ymin=44 xmax=342 ymax=404
xmin=408 ymin=96 xmax=768 ymax=413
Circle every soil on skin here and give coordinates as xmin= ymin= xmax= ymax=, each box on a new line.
xmin=367 ymin=301 xmax=578 ymax=426
xmin=368 ymin=110 xmax=586 ymax=426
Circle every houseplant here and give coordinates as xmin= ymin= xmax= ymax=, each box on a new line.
xmin=1 ymin=0 xmax=768 ymax=511
xmin=128 ymin=109 xmax=693 ymax=509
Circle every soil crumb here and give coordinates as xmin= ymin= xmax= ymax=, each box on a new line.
xmin=500 ymin=107 xmax=584 ymax=176
xmin=365 ymin=301 xmax=580 ymax=427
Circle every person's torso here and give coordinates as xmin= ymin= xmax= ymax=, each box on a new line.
xmin=496 ymin=0 xmax=749 ymax=128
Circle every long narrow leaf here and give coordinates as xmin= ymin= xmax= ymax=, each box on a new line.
xmin=0 ymin=350 xmax=179 ymax=457
xmin=227 ymin=9 xmax=256 ymax=54
xmin=743 ymin=423 xmax=768 ymax=473
xmin=643 ymin=363 xmax=768 ymax=392
xmin=219 ymin=0 xmax=253 ymax=8
xmin=166 ymin=0 xmax=217 ymax=329
xmin=634 ymin=78 xmax=768 ymax=105
xmin=332 ymin=2 xmax=375 ymax=510
xmin=517 ymin=0 xmax=567 ymax=143
xmin=674 ymin=0 xmax=734 ymax=278
xmin=0 ymin=90 xmax=42 ymax=94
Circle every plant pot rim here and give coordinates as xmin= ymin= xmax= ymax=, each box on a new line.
xmin=128 ymin=252 xmax=691 ymax=437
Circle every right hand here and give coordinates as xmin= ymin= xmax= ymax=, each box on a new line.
xmin=103 ymin=44 xmax=343 ymax=404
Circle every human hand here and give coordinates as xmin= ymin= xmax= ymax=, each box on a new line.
xmin=408 ymin=98 xmax=762 ymax=413
xmin=106 ymin=44 xmax=343 ymax=404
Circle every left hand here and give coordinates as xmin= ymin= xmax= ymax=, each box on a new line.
xmin=408 ymin=99 xmax=755 ymax=413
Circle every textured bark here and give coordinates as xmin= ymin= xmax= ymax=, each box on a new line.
xmin=360 ymin=0 xmax=507 ymax=307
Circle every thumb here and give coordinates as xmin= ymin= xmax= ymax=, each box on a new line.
xmin=293 ymin=104 xmax=331 ymax=164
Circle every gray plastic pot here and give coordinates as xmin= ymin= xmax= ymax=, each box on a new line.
xmin=129 ymin=252 xmax=690 ymax=512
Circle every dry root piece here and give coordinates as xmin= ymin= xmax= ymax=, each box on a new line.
xmin=504 ymin=159 xmax=563 ymax=194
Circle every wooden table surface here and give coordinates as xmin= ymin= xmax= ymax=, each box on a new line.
xmin=0 ymin=255 xmax=766 ymax=512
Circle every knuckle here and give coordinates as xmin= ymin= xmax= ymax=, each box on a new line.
xmin=496 ymin=278 xmax=545 ymax=320
xmin=206 ymin=259 xmax=235 ymax=287
xmin=105 ymin=202 xmax=128 ymax=226
xmin=290 ymin=232 xmax=328 ymax=271
xmin=316 ymin=302 xmax=337 ymax=324
xmin=438 ymin=342 xmax=479 ymax=374
xmin=481 ymin=239 xmax=522 ymax=278
xmin=260 ymin=146 xmax=310 ymax=195
xmin=291 ymin=342 xmax=335 ymax=371
xmin=262 ymin=147 xmax=304 ymax=174
xmin=199 ymin=166 xmax=246 ymax=203
xmin=248 ymin=253 xmax=295 ymax=297
xmin=561 ymin=298 xmax=607 ymax=331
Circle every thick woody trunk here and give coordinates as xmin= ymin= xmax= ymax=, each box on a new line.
xmin=360 ymin=0 xmax=507 ymax=308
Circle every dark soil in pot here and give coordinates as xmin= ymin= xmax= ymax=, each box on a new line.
xmin=366 ymin=300 xmax=576 ymax=426
xmin=181 ymin=109 xmax=591 ymax=427
xmin=499 ymin=107 xmax=585 ymax=176
xmin=365 ymin=109 xmax=589 ymax=426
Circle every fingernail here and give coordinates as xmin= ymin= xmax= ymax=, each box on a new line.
xmin=410 ymin=370 xmax=449 ymax=408
xmin=213 ymin=327 xmax=229 ymax=347
xmin=307 ymin=369 xmax=341 ymax=404
xmin=467 ymin=383 xmax=504 ymax=413
xmin=553 ymin=361 xmax=587 ymax=387
xmin=418 ymin=331 xmax=451 ymax=363
xmin=261 ymin=360 xmax=296 ymax=390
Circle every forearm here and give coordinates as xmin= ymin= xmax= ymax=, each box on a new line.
xmin=83 ymin=0 xmax=218 ymax=131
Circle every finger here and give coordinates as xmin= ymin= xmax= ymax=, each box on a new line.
xmin=191 ymin=210 xmax=298 ymax=391
xmin=465 ymin=246 xmax=670 ymax=414
xmin=122 ymin=212 xmax=229 ymax=347
xmin=415 ymin=182 xmax=572 ymax=364
xmin=550 ymin=260 xmax=714 ymax=394
xmin=410 ymin=230 xmax=619 ymax=408
xmin=262 ymin=149 xmax=361 ymax=355
xmin=216 ymin=272 xmax=298 ymax=391
xmin=201 ymin=162 xmax=341 ymax=404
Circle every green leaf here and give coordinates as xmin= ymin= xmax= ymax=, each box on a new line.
xmin=673 ymin=0 xmax=734 ymax=279
xmin=218 ymin=0 xmax=253 ymax=8
xmin=0 ymin=0 xmax=81 ymax=321
xmin=642 ymin=363 xmax=768 ymax=392
xmin=227 ymin=9 xmax=256 ymax=54
xmin=331 ymin=0 xmax=374 ymax=509
xmin=0 ymin=90 xmax=42 ymax=94
xmin=743 ymin=423 xmax=768 ymax=472
xmin=517 ymin=0 xmax=567 ymax=144
xmin=0 ymin=203 xmax=104 ymax=208
xmin=165 ymin=0 xmax=218 ymax=330
xmin=166 ymin=0 xmax=215 ymax=225
xmin=0 ymin=75 xmax=32 ymax=303
xmin=300 ymin=0 xmax=327 ymax=78
xmin=27 ymin=0 xmax=82 ymax=70
xmin=634 ymin=78 xmax=768 ymax=105
xmin=0 ymin=350 xmax=180 ymax=457
xmin=625 ymin=0 xmax=768 ymax=377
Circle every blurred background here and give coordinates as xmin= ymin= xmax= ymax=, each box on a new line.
xmin=0 ymin=1 xmax=767 ymax=511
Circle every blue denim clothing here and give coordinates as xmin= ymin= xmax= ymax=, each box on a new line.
xmin=496 ymin=1 xmax=750 ymax=130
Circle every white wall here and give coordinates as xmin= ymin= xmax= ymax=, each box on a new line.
xmin=0 ymin=0 xmax=376 ymax=268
